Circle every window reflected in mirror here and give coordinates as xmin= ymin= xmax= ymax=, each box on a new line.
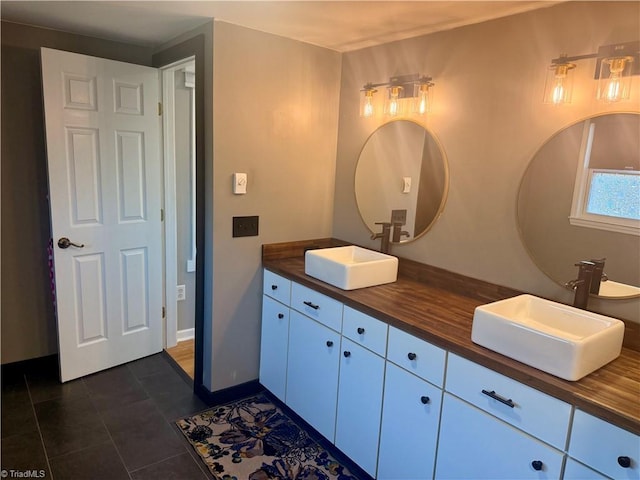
xmin=517 ymin=113 xmax=640 ymax=299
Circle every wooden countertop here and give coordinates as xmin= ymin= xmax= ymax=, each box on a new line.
xmin=262 ymin=250 xmax=640 ymax=436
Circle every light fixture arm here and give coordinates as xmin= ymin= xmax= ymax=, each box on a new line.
xmin=551 ymin=52 xmax=599 ymax=65
xmin=361 ymin=73 xmax=434 ymax=92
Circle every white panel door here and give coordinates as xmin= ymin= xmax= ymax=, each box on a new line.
xmin=286 ymin=310 xmax=341 ymax=441
xmin=335 ymin=338 xmax=385 ymax=477
xmin=41 ymin=47 xmax=163 ymax=382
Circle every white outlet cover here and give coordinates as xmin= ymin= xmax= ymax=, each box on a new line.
xmin=176 ymin=285 xmax=186 ymax=301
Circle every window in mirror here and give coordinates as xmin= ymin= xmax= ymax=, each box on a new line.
xmin=586 ymin=170 xmax=639 ymax=219
xmin=569 ymin=119 xmax=640 ymax=236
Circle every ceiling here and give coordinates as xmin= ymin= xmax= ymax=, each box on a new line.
xmin=0 ymin=1 xmax=558 ymax=52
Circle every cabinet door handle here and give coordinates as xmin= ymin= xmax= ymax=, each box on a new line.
xmin=618 ymin=456 xmax=631 ymax=468
xmin=420 ymin=396 xmax=430 ymax=404
xmin=278 ymin=313 xmax=284 ymax=319
xmin=326 ymin=341 xmax=333 ymax=347
xmin=343 ymin=351 xmax=351 ymax=358
xmin=531 ymin=460 xmax=543 ymax=471
xmin=271 ymin=284 xmax=278 ymax=290
xmin=357 ymin=327 xmax=365 ymax=334
xmin=481 ymin=389 xmax=515 ymax=408
xmin=407 ymin=352 xmax=417 ymax=361
xmin=303 ymin=301 xmax=319 ymax=310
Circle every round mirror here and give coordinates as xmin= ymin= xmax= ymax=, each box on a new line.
xmin=517 ymin=112 xmax=640 ymax=299
xmin=355 ymin=120 xmax=449 ymax=243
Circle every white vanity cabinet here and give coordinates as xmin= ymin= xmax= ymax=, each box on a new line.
xmin=259 ymin=296 xmax=290 ymax=401
xmin=334 ymin=307 xmax=387 ymax=477
xmin=568 ymin=409 xmax=640 ymax=480
xmin=377 ymin=325 xmax=446 ymax=479
xmin=259 ymin=268 xmax=637 ymax=480
xmin=286 ymin=284 xmax=343 ymax=441
xmin=259 ymin=271 xmax=291 ymax=402
xmin=436 ymin=393 xmax=565 ymax=479
xmin=335 ymin=338 xmax=385 ymax=476
xmin=377 ymin=362 xmax=443 ymax=480
xmin=435 ymin=353 xmax=569 ymax=479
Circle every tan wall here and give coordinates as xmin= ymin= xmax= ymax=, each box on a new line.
xmin=1 ymin=22 xmax=154 ymax=364
xmin=333 ymin=1 xmax=640 ymax=322
xmin=210 ymin=22 xmax=342 ymax=390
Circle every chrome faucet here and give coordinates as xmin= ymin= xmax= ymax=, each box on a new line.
xmin=392 ymin=222 xmax=410 ymax=243
xmin=371 ymin=222 xmax=392 ymax=254
xmin=565 ymin=261 xmax=595 ymax=310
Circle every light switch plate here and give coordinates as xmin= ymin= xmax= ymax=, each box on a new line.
xmin=233 ymin=173 xmax=247 ymax=194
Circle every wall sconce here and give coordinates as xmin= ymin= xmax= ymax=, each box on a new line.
xmin=544 ymin=41 xmax=639 ymax=106
xmin=360 ymin=74 xmax=434 ymax=118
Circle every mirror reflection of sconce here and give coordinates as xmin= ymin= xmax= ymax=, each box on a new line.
xmin=360 ymin=73 xmax=434 ymax=118
xmin=543 ymin=41 xmax=639 ymax=105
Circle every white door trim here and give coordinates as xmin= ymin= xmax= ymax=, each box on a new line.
xmin=161 ymin=56 xmax=195 ymax=349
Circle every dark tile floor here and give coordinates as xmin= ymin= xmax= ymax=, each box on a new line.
xmin=1 ymin=353 xmax=212 ymax=479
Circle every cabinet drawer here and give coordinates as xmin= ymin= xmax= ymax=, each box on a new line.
xmin=342 ymin=306 xmax=388 ymax=357
xmin=263 ymin=269 xmax=291 ymax=305
xmin=445 ymin=353 xmax=571 ymax=449
xmin=291 ymin=282 xmax=343 ymax=332
xmin=569 ymin=409 xmax=640 ymax=480
xmin=386 ymin=326 xmax=445 ymax=386
xmin=436 ymin=393 xmax=565 ymax=480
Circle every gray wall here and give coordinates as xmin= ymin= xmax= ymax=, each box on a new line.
xmin=174 ymin=69 xmax=196 ymax=332
xmin=332 ymin=1 xmax=640 ymax=323
xmin=209 ymin=21 xmax=341 ymax=391
xmin=1 ymin=21 xmax=155 ymax=364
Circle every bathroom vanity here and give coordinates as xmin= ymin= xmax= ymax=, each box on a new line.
xmin=260 ymin=239 xmax=640 ymax=480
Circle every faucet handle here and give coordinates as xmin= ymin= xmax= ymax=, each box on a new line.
xmin=575 ymin=260 xmax=595 ymax=268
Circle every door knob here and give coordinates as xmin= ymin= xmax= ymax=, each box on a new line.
xmin=57 ymin=237 xmax=84 ymax=249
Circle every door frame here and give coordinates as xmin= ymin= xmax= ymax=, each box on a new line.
xmin=152 ymin=34 xmax=206 ymax=394
xmin=161 ymin=56 xmax=196 ymax=349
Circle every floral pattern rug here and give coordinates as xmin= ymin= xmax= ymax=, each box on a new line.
xmin=176 ymin=394 xmax=360 ymax=480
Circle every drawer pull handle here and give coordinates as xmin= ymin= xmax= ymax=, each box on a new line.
xmin=278 ymin=313 xmax=284 ymax=319
xmin=481 ymin=389 xmax=515 ymax=408
xmin=407 ymin=352 xmax=417 ymax=361
xmin=618 ymin=456 xmax=631 ymax=468
xmin=420 ymin=396 xmax=430 ymax=404
xmin=326 ymin=341 xmax=334 ymax=347
xmin=303 ymin=301 xmax=319 ymax=310
xmin=531 ymin=460 xmax=543 ymax=471
xmin=357 ymin=327 xmax=365 ymax=334
xmin=343 ymin=351 xmax=351 ymax=358
xmin=271 ymin=285 xmax=278 ymax=290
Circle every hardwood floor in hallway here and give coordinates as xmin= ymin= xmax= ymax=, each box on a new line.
xmin=165 ymin=339 xmax=195 ymax=379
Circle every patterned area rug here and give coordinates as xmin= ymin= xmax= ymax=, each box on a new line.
xmin=177 ymin=394 xmax=360 ymax=480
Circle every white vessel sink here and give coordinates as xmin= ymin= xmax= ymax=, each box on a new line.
xmin=305 ymin=246 xmax=398 ymax=290
xmin=471 ymin=294 xmax=625 ymax=381
xmin=597 ymin=280 xmax=640 ymax=298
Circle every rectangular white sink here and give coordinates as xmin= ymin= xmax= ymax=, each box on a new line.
xmin=471 ymin=294 xmax=625 ymax=381
xmin=305 ymin=246 xmax=398 ymax=290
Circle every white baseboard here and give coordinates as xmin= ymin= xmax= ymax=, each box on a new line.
xmin=177 ymin=328 xmax=195 ymax=342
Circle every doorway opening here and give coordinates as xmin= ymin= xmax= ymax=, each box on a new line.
xmin=161 ymin=57 xmax=197 ymax=379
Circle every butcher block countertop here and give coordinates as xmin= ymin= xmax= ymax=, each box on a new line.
xmin=262 ymin=239 xmax=640 ymax=436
